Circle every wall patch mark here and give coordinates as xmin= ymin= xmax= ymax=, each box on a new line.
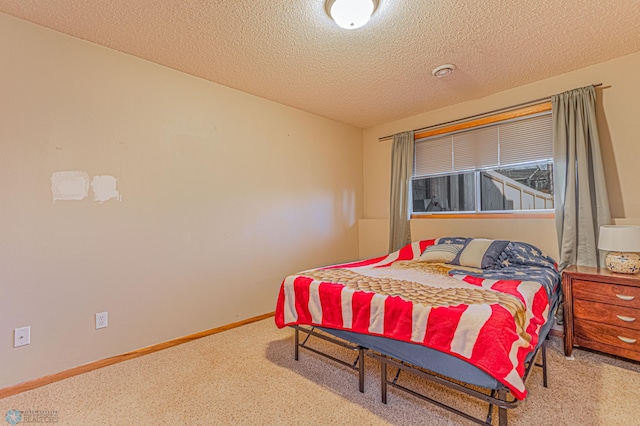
xmin=91 ymin=175 xmax=122 ymax=203
xmin=51 ymin=171 xmax=89 ymax=202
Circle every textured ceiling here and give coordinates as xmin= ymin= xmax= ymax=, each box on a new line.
xmin=1 ymin=1 xmax=639 ymax=128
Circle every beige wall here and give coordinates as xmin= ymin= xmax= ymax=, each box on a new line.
xmin=359 ymin=219 xmax=558 ymax=260
xmin=0 ymin=14 xmax=363 ymax=388
xmin=361 ymin=52 xmax=640 ymax=259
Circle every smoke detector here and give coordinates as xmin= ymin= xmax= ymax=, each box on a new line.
xmin=432 ymin=64 xmax=456 ymax=77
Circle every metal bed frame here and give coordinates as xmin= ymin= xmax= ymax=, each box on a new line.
xmin=293 ymin=325 xmax=366 ymax=393
xmin=292 ymin=325 xmax=548 ymax=426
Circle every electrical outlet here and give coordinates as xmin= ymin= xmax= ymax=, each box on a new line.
xmin=14 ymin=326 xmax=31 ymax=347
xmin=96 ymin=312 xmax=108 ymax=329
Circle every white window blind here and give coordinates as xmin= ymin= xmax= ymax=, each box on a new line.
xmin=413 ymin=112 xmax=552 ymax=178
xmin=414 ymin=135 xmax=452 ymax=176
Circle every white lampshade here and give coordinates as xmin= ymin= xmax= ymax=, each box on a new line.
xmin=327 ymin=0 xmax=377 ymax=30
xmin=599 ymin=225 xmax=640 ymax=274
xmin=598 ymin=225 xmax=640 ymax=252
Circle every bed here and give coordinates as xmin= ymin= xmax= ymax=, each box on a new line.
xmin=275 ymin=237 xmax=560 ymax=426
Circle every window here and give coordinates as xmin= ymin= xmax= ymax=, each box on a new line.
xmin=412 ymin=106 xmax=554 ymax=215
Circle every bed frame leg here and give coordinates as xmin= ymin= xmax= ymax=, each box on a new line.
xmin=485 ymin=390 xmax=495 ymax=424
xmin=498 ymin=389 xmax=508 ymax=426
xmin=542 ymin=342 xmax=548 ymax=388
xmin=294 ymin=328 xmax=299 ymax=361
xmin=381 ymin=361 xmax=388 ymax=404
xmin=358 ymin=347 xmax=365 ymax=393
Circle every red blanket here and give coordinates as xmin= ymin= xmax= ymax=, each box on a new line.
xmin=275 ymin=240 xmax=550 ymax=399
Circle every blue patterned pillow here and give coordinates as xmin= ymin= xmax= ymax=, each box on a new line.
xmin=449 ymin=238 xmax=510 ymax=269
xmin=501 ymin=241 xmax=557 ymax=270
xmin=436 ymin=237 xmax=469 ymax=246
xmin=496 ymin=246 xmax=511 ymax=267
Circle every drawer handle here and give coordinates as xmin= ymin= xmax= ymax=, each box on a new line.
xmin=617 ymin=336 xmax=637 ymax=344
xmin=615 ymin=294 xmax=635 ymax=301
xmin=616 ymin=315 xmax=636 ymax=323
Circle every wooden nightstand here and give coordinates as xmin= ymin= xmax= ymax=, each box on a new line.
xmin=563 ymin=265 xmax=640 ymax=361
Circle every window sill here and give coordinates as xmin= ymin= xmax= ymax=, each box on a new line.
xmin=411 ymin=212 xmax=555 ymax=219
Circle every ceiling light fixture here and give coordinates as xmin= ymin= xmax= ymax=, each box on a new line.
xmin=432 ymin=64 xmax=456 ymax=77
xmin=326 ymin=0 xmax=379 ymax=30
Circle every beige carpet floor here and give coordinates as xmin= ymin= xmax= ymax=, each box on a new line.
xmin=2 ymin=318 xmax=640 ymax=425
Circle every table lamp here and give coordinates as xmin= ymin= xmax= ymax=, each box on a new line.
xmin=598 ymin=225 xmax=640 ymax=274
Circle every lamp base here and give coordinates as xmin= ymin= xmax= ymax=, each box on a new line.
xmin=605 ymin=252 xmax=640 ymax=274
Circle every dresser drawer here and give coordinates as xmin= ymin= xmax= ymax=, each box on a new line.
xmin=573 ymin=337 xmax=640 ymax=362
xmin=574 ymin=319 xmax=640 ymax=354
xmin=572 ymin=279 xmax=640 ymax=309
xmin=574 ymin=299 xmax=640 ymax=331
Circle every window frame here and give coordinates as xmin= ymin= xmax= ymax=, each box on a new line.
xmin=410 ymin=102 xmax=555 ymax=219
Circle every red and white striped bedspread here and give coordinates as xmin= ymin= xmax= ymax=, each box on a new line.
xmin=274 ymin=240 xmax=550 ymax=400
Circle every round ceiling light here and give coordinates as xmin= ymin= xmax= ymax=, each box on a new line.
xmin=326 ymin=0 xmax=379 ymax=30
xmin=432 ymin=64 xmax=456 ymax=77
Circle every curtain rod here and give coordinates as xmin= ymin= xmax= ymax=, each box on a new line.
xmin=378 ymin=83 xmax=603 ymax=142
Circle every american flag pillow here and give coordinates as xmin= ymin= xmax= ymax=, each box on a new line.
xmin=418 ymin=243 xmax=463 ymax=262
xmin=449 ymin=238 xmax=510 ymax=269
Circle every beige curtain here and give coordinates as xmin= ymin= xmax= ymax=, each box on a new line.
xmin=552 ymin=85 xmax=611 ymax=270
xmin=388 ymin=131 xmax=414 ymax=252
